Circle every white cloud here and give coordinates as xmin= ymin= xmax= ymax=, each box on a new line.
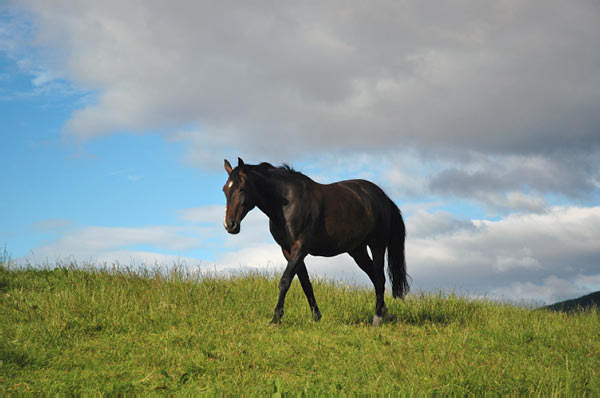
xmin=23 ymin=224 xmax=210 ymax=266
xmin=383 ymin=168 xmax=429 ymax=199
xmin=179 ymin=203 xmax=600 ymax=304
xmin=179 ymin=204 xmax=273 ymax=249
xmin=490 ymin=274 xmax=600 ymax=305
xmin=218 ymin=243 xmax=284 ymax=270
xmin=58 ymin=226 xmax=200 ymax=251
xmin=22 ymin=204 xmax=600 ymax=304
xmin=493 ymin=248 xmax=541 ymax=273
xmin=179 ymin=205 xmax=225 ymax=225
xmin=406 ymin=206 xmax=600 ymax=301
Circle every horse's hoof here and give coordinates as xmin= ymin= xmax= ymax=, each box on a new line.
xmin=271 ymin=309 xmax=284 ymax=324
xmin=312 ymin=309 xmax=322 ymax=322
xmin=372 ymin=314 xmax=383 ymax=326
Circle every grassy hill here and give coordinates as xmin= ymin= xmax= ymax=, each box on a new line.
xmin=1 ymin=263 xmax=599 ymax=395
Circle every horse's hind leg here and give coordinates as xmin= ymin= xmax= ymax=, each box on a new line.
xmin=348 ymin=245 xmax=375 ymax=282
xmin=350 ymin=245 xmax=388 ymax=325
xmin=370 ymin=246 xmax=388 ymax=326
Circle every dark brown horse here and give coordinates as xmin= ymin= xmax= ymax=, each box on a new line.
xmin=223 ymin=158 xmax=409 ymax=325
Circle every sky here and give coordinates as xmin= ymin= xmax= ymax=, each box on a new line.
xmin=1 ymin=1 xmax=599 ymax=305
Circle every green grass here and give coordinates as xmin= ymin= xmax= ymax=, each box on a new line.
xmin=1 ymin=262 xmax=598 ymax=395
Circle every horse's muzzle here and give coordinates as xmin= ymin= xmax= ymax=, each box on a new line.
xmin=224 ymin=219 xmax=240 ymax=234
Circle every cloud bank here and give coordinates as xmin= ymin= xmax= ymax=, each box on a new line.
xmin=26 ymin=204 xmax=600 ymax=304
xmin=18 ymin=1 xmax=599 ymax=151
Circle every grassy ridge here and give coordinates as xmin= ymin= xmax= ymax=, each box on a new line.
xmin=1 ymin=263 xmax=599 ymax=395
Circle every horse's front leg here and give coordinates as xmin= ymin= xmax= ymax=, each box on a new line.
xmin=272 ymin=242 xmax=306 ymax=324
xmin=282 ymin=248 xmax=321 ymax=322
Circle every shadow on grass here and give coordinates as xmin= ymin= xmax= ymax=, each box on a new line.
xmin=337 ymin=294 xmax=490 ymax=327
xmin=343 ymin=311 xmax=459 ymax=327
xmin=0 ymin=345 xmax=48 ymax=369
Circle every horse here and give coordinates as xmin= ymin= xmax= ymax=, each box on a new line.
xmin=222 ymin=158 xmax=409 ymax=326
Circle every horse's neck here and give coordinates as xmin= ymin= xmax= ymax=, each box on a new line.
xmin=252 ymin=170 xmax=295 ymax=224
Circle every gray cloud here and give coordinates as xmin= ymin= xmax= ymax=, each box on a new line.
xmin=408 ymin=210 xmax=478 ymax=238
xmin=12 ymin=1 xmax=600 ymax=206
xmin=429 ymin=152 xmax=599 ymax=210
xmin=17 ymin=1 xmax=600 ymax=156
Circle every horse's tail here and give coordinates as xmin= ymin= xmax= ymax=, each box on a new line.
xmin=387 ymin=200 xmax=410 ymax=299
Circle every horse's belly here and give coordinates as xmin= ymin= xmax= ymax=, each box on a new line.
xmin=308 ymin=245 xmax=345 ymax=257
xmin=309 ymin=226 xmax=370 ymax=257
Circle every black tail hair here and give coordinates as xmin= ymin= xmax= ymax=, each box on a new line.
xmin=387 ymin=200 xmax=410 ymax=298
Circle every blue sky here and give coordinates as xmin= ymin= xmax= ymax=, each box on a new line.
xmin=0 ymin=55 xmax=215 ymax=262
xmin=1 ymin=1 xmax=600 ymax=304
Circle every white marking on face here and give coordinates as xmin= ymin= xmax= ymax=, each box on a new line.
xmin=227 ymin=181 xmax=233 ymax=189
xmin=224 ymin=205 xmax=228 ymax=229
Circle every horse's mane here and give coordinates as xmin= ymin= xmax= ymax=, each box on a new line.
xmin=253 ymin=162 xmax=310 ymax=181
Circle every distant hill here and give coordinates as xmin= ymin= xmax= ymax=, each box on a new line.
xmin=542 ymin=291 xmax=600 ymax=313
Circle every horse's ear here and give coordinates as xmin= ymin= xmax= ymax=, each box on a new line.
xmin=224 ymin=159 xmax=233 ymax=175
xmin=238 ymin=157 xmax=245 ymax=168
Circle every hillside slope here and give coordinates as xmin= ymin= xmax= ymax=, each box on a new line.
xmin=542 ymin=291 xmax=600 ymax=312
xmin=1 ymin=264 xmax=599 ymax=394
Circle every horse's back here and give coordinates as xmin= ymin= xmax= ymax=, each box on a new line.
xmin=336 ymin=179 xmax=389 ymax=199
xmin=327 ymin=179 xmax=392 ymax=215
xmin=306 ymin=179 xmax=392 ymax=255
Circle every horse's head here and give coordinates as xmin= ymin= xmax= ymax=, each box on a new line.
xmin=223 ymin=157 xmax=257 ymax=234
